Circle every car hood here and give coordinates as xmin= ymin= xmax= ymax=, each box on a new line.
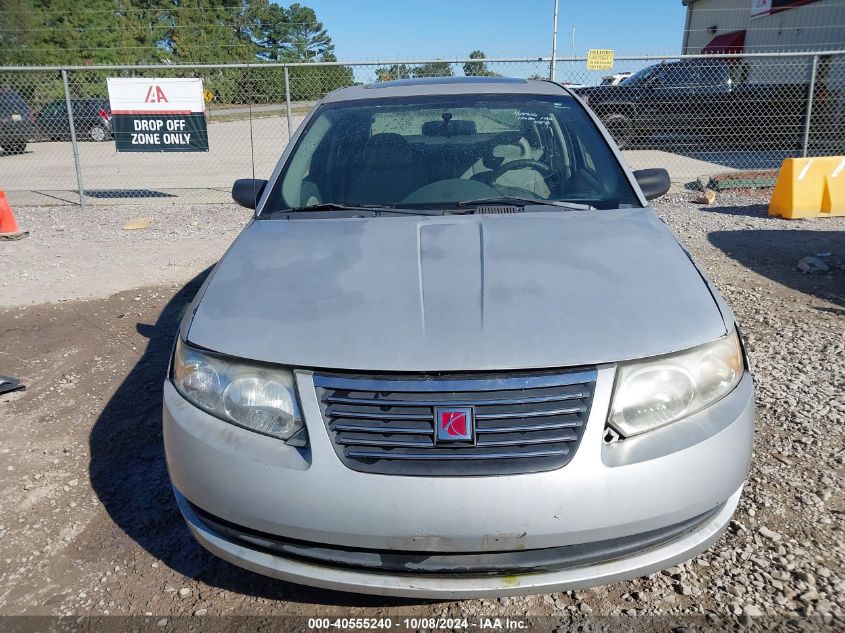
xmin=187 ymin=209 xmax=727 ymax=371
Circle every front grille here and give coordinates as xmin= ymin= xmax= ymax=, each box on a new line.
xmin=314 ymin=368 xmax=596 ymax=476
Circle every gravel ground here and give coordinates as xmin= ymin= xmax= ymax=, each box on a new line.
xmin=0 ymin=204 xmax=251 ymax=307
xmin=0 ymin=193 xmax=843 ymax=629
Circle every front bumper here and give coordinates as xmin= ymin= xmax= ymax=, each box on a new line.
xmin=163 ymin=367 xmax=754 ymax=597
xmin=175 ymin=484 xmax=742 ymax=598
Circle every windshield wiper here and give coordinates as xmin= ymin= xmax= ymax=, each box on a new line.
xmin=266 ymin=203 xmax=443 ymax=216
xmin=286 ymin=202 xmax=389 ymax=212
xmin=455 ymin=196 xmax=596 ymax=211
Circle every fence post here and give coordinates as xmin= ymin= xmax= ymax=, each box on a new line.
xmin=802 ymin=54 xmax=818 ymax=158
xmin=284 ymin=65 xmax=293 ymax=139
xmin=549 ymin=0 xmax=559 ymax=81
xmin=61 ymin=69 xmax=85 ymax=209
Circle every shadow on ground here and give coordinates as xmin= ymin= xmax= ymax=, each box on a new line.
xmin=708 ymin=229 xmax=844 ymax=307
xmin=88 ymin=270 xmax=425 ymax=607
xmin=698 ymin=203 xmax=771 ymax=218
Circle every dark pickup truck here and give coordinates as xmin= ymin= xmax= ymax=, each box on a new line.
xmin=575 ymin=59 xmax=837 ymax=149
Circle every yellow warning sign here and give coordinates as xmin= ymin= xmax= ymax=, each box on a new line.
xmin=203 ymin=88 xmax=214 ymax=103
xmin=586 ymin=49 xmax=614 ymax=71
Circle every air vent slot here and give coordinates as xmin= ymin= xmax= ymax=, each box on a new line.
xmin=475 ymin=205 xmax=524 ymax=214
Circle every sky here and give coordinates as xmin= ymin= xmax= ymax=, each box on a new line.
xmin=312 ymin=0 xmax=689 ymax=61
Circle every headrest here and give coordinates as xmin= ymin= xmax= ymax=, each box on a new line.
xmin=421 ymin=119 xmax=477 ymax=137
xmin=360 ymin=133 xmax=416 ymax=168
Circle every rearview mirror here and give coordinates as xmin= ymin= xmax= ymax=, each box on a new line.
xmin=232 ymin=178 xmax=268 ymax=210
xmin=633 ymin=168 xmax=671 ymax=201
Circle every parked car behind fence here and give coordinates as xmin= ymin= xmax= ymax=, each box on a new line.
xmin=35 ymin=98 xmax=112 ymax=143
xmin=0 ymin=90 xmax=35 ymax=154
xmin=576 ymin=59 xmax=840 ymax=149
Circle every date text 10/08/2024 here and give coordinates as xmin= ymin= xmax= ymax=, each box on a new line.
xmin=307 ymin=618 xmax=528 ymax=630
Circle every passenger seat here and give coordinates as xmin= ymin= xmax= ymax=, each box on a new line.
xmin=347 ymin=133 xmax=426 ymax=204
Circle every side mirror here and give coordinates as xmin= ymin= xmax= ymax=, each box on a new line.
xmin=633 ymin=168 xmax=671 ymax=201
xmin=232 ymin=178 xmax=268 ymax=210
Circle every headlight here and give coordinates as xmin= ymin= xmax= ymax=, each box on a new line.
xmin=172 ymin=339 xmax=303 ymax=440
xmin=608 ymin=329 xmax=744 ymax=437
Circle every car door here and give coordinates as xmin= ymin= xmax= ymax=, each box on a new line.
xmin=694 ymin=60 xmax=740 ymax=139
xmin=647 ymin=64 xmax=701 ymax=134
xmin=38 ymin=101 xmax=69 ymax=140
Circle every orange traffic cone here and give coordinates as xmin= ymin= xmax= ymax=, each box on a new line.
xmin=0 ymin=190 xmax=28 ymax=240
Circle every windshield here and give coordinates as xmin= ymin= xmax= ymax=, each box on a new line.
xmin=265 ymin=93 xmax=640 ymax=213
xmin=621 ymin=65 xmax=658 ymax=86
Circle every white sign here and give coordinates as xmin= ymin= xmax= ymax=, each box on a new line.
xmin=106 ymin=77 xmax=204 ymax=114
xmin=106 ymin=77 xmax=208 ymax=152
xmin=750 ymin=0 xmax=772 ymax=18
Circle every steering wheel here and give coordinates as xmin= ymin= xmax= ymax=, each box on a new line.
xmin=486 ymin=159 xmax=552 ymax=182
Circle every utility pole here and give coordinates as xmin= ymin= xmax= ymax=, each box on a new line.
xmin=550 ymin=0 xmax=559 ymax=81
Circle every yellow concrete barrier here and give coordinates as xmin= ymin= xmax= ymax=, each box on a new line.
xmin=769 ymin=156 xmax=845 ymax=219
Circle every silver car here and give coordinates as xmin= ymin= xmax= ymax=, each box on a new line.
xmin=163 ymin=77 xmax=754 ymax=598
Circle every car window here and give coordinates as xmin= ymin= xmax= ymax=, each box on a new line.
xmin=727 ymin=62 xmax=749 ymax=85
xmin=280 ymin=115 xmax=333 ymax=207
xmin=268 ymin=93 xmax=639 ymax=212
xmin=42 ymin=102 xmax=67 ymax=116
xmin=657 ymin=65 xmax=700 ymax=88
xmin=621 ymin=65 xmax=657 ymax=86
xmin=82 ymin=100 xmax=109 ymax=113
xmin=0 ymin=92 xmax=31 ymax=116
xmin=74 ymin=101 xmax=96 ymax=115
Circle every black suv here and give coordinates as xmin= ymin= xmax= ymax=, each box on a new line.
xmin=0 ymin=90 xmax=35 ymax=154
xmin=35 ymin=98 xmax=113 ymax=142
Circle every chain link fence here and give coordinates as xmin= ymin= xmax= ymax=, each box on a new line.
xmin=1 ymin=52 xmax=844 ymax=207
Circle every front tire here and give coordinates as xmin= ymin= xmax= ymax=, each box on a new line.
xmin=601 ymin=113 xmax=634 ymax=149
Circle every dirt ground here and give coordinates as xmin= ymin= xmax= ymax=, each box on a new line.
xmin=0 ymin=193 xmax=843 ymax=628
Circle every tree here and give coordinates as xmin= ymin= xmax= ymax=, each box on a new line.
xmin=164 ymin=0 xmax=255 ymax=64
xmin=0 ymin=0 xmax=42 ymax=66
xmin=375 ymin=64 xmax=413 ymax=82
xmin=412 ymin=61 xmax=453 ymax=78
xmin=0 ymin=1 xmax=353 ymax=105
xmin=463 ymin=50 xmax=498 ymax=77
xmin=289 ymin=63 xmax=354 ymax=100
xmin=375 ymin=61 xmax=453 ymax=82
xmin=254 ymin=2 xmax=334 ymax=62
xmin=0 ymin=1 xmax=340 ymax=66
xmin=282 ymin=3 xmax=334 ymax=61
xmin=0 ymin=0 xmax=140 ymax=66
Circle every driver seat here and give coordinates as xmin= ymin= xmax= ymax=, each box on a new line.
xmin=347 ymin=133 xmax=426 ymax=205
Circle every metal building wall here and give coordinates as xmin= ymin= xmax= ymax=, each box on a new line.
xmin=683 ymin=0 xmax=845 ymax=53
xmin=745 ymin=1 xmax=845 ymax=52
xmin=683 ymin=0 xmax=751 ymax=53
